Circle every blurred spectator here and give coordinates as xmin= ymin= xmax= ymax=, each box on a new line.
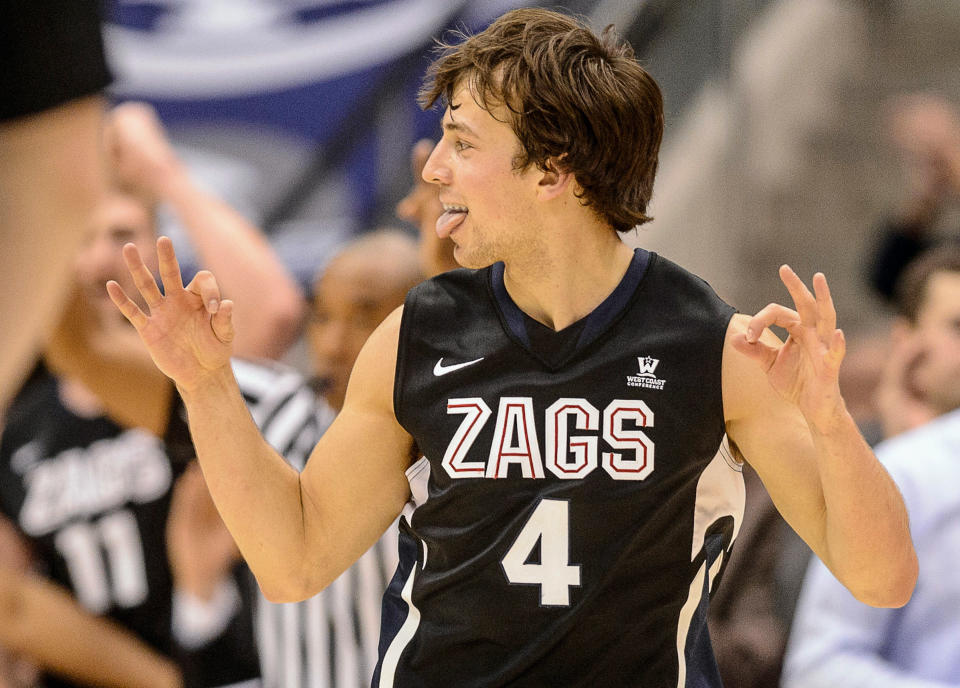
xmin=783 ymin=244 xmax=960 ymax=687
xmin=877 ymin=246 xmax=960 ymax=438
xmin=0 ymin=102 xmax=310 ymax=687
xmin=166 ymin=230 xmax=421 ymax=687
xmin=0 ymin=0 xmax=111 ymax=411
xmin=870 ymin=94 xmax=960 ymax=301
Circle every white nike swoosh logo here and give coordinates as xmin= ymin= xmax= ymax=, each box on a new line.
xmin=433 ymin=357 xmax=485 ymax=376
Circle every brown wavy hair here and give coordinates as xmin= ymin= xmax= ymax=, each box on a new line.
xmin=419 ymin=8 xmax=664 ymax=233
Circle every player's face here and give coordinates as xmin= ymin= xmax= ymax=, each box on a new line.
xmin=307 ymin=253 xmax=406 ymax=411
xmin=421 ymin=83 xmax=543 ymax=269
xmin=910 ymin=271 xmax=960 ymax=415
xmin=74 ymin=192 xmax=157 ymax=325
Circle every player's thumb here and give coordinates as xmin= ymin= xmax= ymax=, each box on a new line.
xmin=187 ymin=270 xmax=222 ymax=314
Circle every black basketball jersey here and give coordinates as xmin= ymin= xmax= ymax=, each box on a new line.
xmin=0 ymin=360 xmax=318 ymax=688
xmin=0 ymin=366 xmax=182 ymax=688
xmin=376 ymin=249 xmax=745 ymax=687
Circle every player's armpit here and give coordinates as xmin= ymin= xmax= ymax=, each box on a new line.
xmin=291 ymin=306 xmax=414 ymax=600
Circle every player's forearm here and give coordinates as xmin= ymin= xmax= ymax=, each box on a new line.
xmin=809 ymin=409 xmax=917 ymax=607
xmin=163 ymin=176 xmax=306 ymax=359
xmin=177 ymin=366 xmax=311 ymax=599
xmin=0 ymin=574 xmax=182 ymax=688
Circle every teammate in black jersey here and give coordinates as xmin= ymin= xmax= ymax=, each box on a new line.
xmin=0 ymin=103 xmax=306 ymax=687
xmin=108 ymin=8 xmax=917 ymax=687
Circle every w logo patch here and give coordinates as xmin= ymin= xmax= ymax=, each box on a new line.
xmin=627 ymin=356 xmax=665 ymax=390
xmin=636 ymin=357 xmax=659 ymax=377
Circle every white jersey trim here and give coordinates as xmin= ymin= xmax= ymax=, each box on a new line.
xmin=377 ymin=538 xmax=425 ymax=688
xmin=378 ymin=457 xmax=432 ymax=685
xmin=675 ymin=434 xmax=746 ymax=687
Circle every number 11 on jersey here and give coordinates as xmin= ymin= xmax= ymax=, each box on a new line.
xmin=501 ymin=499 xmax=581 ymax=606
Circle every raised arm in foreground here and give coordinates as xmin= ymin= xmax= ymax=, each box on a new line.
xmin=723 ymin=266 xmax=917 ymax=607
xmin=106 ymin=102 xmax=306 ymax=359
xmin=108 ymin=238 xmax=412 ymax=601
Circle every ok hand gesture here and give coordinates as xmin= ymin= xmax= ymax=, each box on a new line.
xmin=107 ymin=237 xmax=234 ymax=391
xmin=732 ymin=266 xmax=847 ymax=433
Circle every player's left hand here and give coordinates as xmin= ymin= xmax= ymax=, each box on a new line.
xmin=732 ymin=265 xmax=847 ymax=433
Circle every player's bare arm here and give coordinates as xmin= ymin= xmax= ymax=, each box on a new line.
xmin=293 ymin=306 xmax=414 ymax=598
xmin=722 ymin=266 xmax=917 ymax=607
xmin=108 ymin=238 xmax=412 ymax=603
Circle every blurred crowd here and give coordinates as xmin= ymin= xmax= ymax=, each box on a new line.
xmin=2 ymin=1 xmax=960 ymax=687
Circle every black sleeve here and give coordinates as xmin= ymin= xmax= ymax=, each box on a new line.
xmin=868 ymin=218 xmax=934 ymax=301
xmin=0 ymin=0 xmax=112 ymax=120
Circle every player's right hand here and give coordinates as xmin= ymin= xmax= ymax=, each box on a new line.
xmin=107 ymin=236 xmax=234 ymax=391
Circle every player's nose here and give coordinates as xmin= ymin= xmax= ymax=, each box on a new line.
xmin=421 ymin=140 xmax=450 ymax=186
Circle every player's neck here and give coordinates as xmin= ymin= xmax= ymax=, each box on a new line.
xmin=501 ymin=228 xmax=633 ymax=332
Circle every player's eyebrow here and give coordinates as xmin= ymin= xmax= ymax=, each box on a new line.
xmin=443 ymin=102 xmax=479 ymax=138
xmin=443 ymin=120 xmax=479 ymax=137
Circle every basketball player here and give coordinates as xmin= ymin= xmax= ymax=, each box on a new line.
xmin=0 ymin=104 xmax=310 ymax=687
xmin=107 ymin=9 xmax=917 ymax=686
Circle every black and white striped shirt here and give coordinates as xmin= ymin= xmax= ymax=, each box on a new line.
xmin=232 ymin=360 xmax=399 ymax=688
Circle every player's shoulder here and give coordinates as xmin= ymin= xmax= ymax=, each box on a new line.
xmin=407 ymin=266 xmax=488 ymax=307
xmin=644 ymin=252 xmax=730 ymax=306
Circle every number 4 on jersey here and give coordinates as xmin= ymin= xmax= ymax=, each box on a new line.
xmin=501 ymin=499 xmax=581 ymax=606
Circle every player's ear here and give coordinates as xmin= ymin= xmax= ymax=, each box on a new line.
xmin=537 ymin=155 xmax=573 ymax=200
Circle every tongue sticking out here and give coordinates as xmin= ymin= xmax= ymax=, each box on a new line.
xmin=436 ymin=208 xmax=468 ymax=238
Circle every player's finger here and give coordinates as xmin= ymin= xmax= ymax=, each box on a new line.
xmin=121 ymin=243 xmax=164 ymax=307
xmin=186 ymin=270 xmax=221 ymax=314
xmin=211 ymin=299 xmax=235 ymax=344
xmin=106 ymin=280 xmax=149 ymax=331
xmin=812 ymin=273 xmax=837 ymax=340
xmin=779 ymin=265 xmax=818 ymax=327
xmin=745 ymin=303 xmax=802 ymax=343
xmin=731 ymin=332 xmax=780 ymax=372
xmin=157 ymin=236 xmax=184 ymax=292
